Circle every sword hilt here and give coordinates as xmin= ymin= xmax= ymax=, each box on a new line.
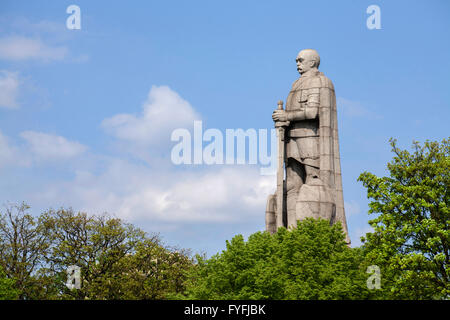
xmin=277 ymin=100 xmax=283 ymax=110
xmin=275 ymin=100 xmax=290 ymax=129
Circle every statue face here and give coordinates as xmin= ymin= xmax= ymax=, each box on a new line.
xmin=296 ymin=52 xmax=315 ymax=75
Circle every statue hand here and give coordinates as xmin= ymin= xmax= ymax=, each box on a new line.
xmin=272 ymin=110 xmax=288 ymax=122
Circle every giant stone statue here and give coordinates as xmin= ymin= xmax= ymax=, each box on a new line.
xmin=266 ymin=49 xmax=350 ymax=244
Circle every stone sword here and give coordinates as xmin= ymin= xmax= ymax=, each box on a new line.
xmin=275 ymin=100 xmax=290 ymax=229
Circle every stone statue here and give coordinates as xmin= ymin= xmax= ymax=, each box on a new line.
xmin=266 ymin=49 xmax=350 ymax=244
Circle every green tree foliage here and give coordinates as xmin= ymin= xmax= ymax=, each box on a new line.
xmin=3 ymin=139 xmax=447 ymax=300
xmin=0 ymin=205 xmax=194 ymax=299
xmin=39 ymin=208 xmax=149 ymax=299
xmin=119 ymin=240 xmax=193 ymax=299
xmin=358 ymin=138 xmax=449 ymax=299
xmin=0 ymin=202 xmax=50 ymax=299
xmin=0 ymin=265 xmax=19 ymax=300
xmin=181 ymin=218 xmax=371 ymax=300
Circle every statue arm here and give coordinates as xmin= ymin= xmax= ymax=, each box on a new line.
xmin=286 ymin=92 xmax=319 ymax=121
xmin=286 ymin=107 xmax=318 ymax=121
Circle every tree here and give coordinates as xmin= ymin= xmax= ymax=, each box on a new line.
xmin=0 ymin=265 xmax=19 ymax=300
xmin=39 ymin=208 xmax=194 ymax=299
xmin=181 ymin=218 xmax=371 ymax=300
xmin=117 ymin=240 xmax=194 ymax=299
xmin=39 ymin=208 xmax=148 ymax=299
xmin=358 ymin=138 xmax=449 ymax=299
xmin=0 ymin=202 xmax=50 ymax=299
xmin=1 ymin=204 xmax=195 ymax=299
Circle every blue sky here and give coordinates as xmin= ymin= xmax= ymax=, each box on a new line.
xmin=0 ymin=0 xmax=449 ymax=256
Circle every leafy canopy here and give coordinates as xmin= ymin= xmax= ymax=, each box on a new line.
xmin=182 ymin=218 xmax=371 ymax=300
xmin=0 ymin=205 xmax=194 ymax=300
xmin=0 ymin=265 xmax=19 ymax=300
xmin=359 ymin=138 xmax=449 ymax=299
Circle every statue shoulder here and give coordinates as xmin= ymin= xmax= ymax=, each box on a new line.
xmin=291 ymin=78 xmax=301 ymax=89
xmin=317 ymin=73 xmax=335 ymax=91
xmin=293 ymin=73 xmax=335 ymax=91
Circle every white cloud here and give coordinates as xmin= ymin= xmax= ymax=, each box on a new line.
xmin=102 ymin=85 xmax=201 ymax=146
xmin=0 ymin=36 xmax=68 ymax=61
xmin=0 ymin=132 xmax=13 ymax=164
xmin=94 ymin=85 xmax=274 ymax=224
xmin=20 ymin=131 xmax=87 ymax=161
xmin=0 ymin=130 xmax=31 ymax=168
xmin=0 ymin=70 xmax=20 ymax=109
xmin=32 ymin=160 xmax=275 ymax=225
xmin=4 ymin=86 xmax=276 ymax=236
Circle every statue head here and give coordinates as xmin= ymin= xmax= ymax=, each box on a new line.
xmin=296 ymin=49 xmax=320 ymax=75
